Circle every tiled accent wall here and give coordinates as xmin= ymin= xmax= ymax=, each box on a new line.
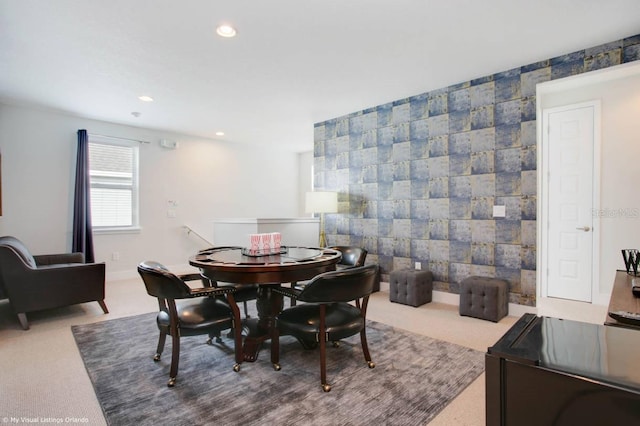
xmin=313 ymin=34 xmax=640 ymax=306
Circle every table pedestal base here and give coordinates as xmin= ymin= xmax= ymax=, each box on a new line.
xmin=241 ymin=286 xmax=283 ymax=362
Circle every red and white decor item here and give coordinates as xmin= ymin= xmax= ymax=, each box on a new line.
xmin=249 ymin=232 xmax=282 ymax=252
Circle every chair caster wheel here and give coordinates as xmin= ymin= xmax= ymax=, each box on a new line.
xmin=368 ymin=361 xmax=375 ymax=369
xmin=233 ymin=364 xmax=241 ymax=372
xmin=167 ymin=377 xmax=176 ymax=387
xmin=206 ymin=338 xmax=213 ymax=345
xmin=153 ymin=353 xmax=161 ymax=362
xmin=322 ymin=383 xmax=331 ymax=392
xmin=273 ymin=363 xmax=281 ymax=371
xmin=216 ymin=336 xmax=223 ymax=344
xmin=332 ymin=341 xmax=340 ymax=348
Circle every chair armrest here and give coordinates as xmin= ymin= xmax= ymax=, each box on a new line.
xmin=34 ymin=252 xmax=85 ymax=266
xmin=178 ymin=272 xmax=205 ymax=282
xmin=189 ymin=286 xmax=236 ymax=298
xmin=272 ymin=285 xmax=302 ymax=300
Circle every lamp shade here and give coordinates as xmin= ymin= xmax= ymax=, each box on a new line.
xmin=305 ymin=191 xmax=338 ymax=214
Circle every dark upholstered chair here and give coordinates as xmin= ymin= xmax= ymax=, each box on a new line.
xmin=137 ymin=261 xmax=243 ymax=387
xmin=328 ymin=246 xmax=368 ymax=269
xmin=289 ymin=245 xmax=368 ymax=306
xmin=0 ymin=236 xmax=108 ymax=330
xmin=271 ymin=264 xmax=378 ymax=392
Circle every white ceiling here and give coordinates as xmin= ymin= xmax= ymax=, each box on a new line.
xmin=1 ymin=1 xmax=639 ymax=152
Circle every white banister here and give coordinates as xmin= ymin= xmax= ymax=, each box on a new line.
xmin=183 ymin=225 xmax=213 ymax=247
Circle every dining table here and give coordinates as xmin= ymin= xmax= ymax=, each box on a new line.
xmin=189 ymin=245 xmax=342 ymax=362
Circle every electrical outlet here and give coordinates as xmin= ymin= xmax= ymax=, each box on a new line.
xmin=111 ymin=252 xmax=120 ymax=261
xmin=415 ymin=262 xmax=421 ymax=270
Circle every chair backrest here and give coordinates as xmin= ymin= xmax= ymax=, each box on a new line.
xmin=329 ymin=246 xmax=367 ymax=267
xmin=297 ymin=264 xmax=378 ymax=303
xmin=0 ymin=236 xmax=37 ymax=268
xmin=137 ymin=261 xmax=193 ymax=300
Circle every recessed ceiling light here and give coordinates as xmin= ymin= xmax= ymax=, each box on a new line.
xmin=215 ymin=131 xmax=225 ymax=136
xmin=138 ymin=95 xmax=154 ymax=102
xmin=216 ymin=25 xmax=237 ymax=38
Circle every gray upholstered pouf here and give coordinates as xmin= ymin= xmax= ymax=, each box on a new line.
xmin=389 ymin=269 xmax=433 ymax=307
xmin=459 ymin=276 xmax=509 ymax=322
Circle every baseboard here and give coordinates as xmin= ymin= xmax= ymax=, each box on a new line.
xmin=107 ymin=263 xmax=195 ymax=282
xmin=379 ymin=281 xmax=537 ymax=318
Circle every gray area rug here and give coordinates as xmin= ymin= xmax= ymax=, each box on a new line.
xmin=72 ymin=312 xmax=484 ymax=425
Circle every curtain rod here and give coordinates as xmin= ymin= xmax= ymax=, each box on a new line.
xmin=88 ymin=133 xmax=151 ymax=144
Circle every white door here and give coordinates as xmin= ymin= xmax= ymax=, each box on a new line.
xmin=545 ymin=104 xmax=596 ymax=302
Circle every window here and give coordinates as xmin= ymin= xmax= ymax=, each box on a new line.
xmin=89 ymin=137 xmax=139 ymax=231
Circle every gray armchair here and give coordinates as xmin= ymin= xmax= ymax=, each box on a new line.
xmin=0 ymin=236 xmax=108 ymax=329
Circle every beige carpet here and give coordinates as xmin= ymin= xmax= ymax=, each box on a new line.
xmin=0 ymin=275 xmax=554 ymax=425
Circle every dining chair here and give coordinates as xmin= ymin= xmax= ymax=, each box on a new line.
xmin=270 ymin=264 xmax=378 ymax=392
xmin=289 ymin=245 xmax=368 ymax=306
xmin=137 ymin=261 xmax=244 ymax=387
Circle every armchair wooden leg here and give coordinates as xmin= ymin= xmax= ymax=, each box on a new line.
xmin=319 ymin=305 xmax=330 ymax=392
xmin=154 ymin=331 xmax=167 ymax=361
xmin=360 ymin=327 xmax=375 ymax=369
xmin=17 ymin=313 xmax=29 ymax=330
xmin=168 ymin=332 xmax=180 ymax=387
xmin=271 ymin=324 xmax=281 ymax=371
xmin=98 ymin=300 xmax=109 ymax=314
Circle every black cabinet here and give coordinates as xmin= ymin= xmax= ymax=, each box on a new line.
xmin=486 ymin=314 xmax=640 ymax=425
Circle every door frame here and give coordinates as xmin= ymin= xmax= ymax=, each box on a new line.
xmin=538 ymin=100 xmax=602 ymax=302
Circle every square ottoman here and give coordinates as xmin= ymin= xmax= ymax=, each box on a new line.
xmin=389 ymin=269 xmax=433 ymax=307
xmin=459 ymin=276 xmax=509 ymax=322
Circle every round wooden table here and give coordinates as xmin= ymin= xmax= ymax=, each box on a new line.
xmin=189 ymin=246 xmax=342 ymax=362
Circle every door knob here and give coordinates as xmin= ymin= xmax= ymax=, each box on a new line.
xmin=576 ymin=226 xmax=591 ymax=232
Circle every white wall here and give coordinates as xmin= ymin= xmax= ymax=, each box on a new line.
xmin=297 ymin=150 xmax=313 ymax=216
xmin=0 ymin=103 xmax=306 ymax=279
xmin=539 ymin=64 xmax=640 ymax=303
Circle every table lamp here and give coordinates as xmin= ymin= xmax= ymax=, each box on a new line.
xmin=305 ymin=191 xmax=338 ymax=247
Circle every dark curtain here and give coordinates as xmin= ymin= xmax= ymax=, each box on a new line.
xmin=72 ymin=129 xmax=95 ymax=263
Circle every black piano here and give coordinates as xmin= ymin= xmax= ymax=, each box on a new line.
xmin=486 ymin=314 xmax=640 ymax=425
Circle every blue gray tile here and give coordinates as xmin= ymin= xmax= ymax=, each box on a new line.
xmin=450 ymin=110 xmax=471 ymax=133
xmin=471 ymin=105 xmax=494 ymax=129
xmin=495 ymin=100 xmax=521 ymax=126
xmin=450 ymin=154 xmax=471 ymax=176
xmin=471 ymin=151 xmax=495 ymax=174
xmin=449 ymin=132 xmax=471 ymax=155
xmin=470 ymin=82 xmax=495 ymax=108
xmin=410 ymin=93 xmax=429 ymax=121
xmin=450 ymin=198 xmax=472 ymax=220
xmin=471 ymin=220 xmax=495 ymax=243
xmin=472 ymin=197 xmax=495 ymax=220
xmin=429 ymin=177 xmax=449 ymax=198
xmin=449 ymin=219 xmax=472 ymax=242
xmin=449 ymin=175 xmax=472 ymax=198
xmin=496 ymin=244 xmax=521 ymax=269
xmin=496 ymin=220 xmax=521 ymax=244
xmin=411 ymin=238 xmax=431 ymax=261
xmin=472 ymin=243 xmax=494 ymax=266
xmin=429 ymin=135 xmax=449 ymax=157
xmin=495 ymin=148 xmax=522 ymax=173
xmin=496 ymin=172 xmax=521 ymax=196
xmin=393 ymin=161 xmax=410 ymax=180
xmin=411 ymin=199 xmax=430 ymax=220
xmin=430 ymin=219 xmax=449 ymax=240
xmin=450 ymin=241 xmax=471 ymax=263
xmin=429 ymin=93 xmax=449 ymax=116
xmin=496 ymin=124 xmax=521 ymax=149
xmin=471 ymin=174 xmax=496 ymax=197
